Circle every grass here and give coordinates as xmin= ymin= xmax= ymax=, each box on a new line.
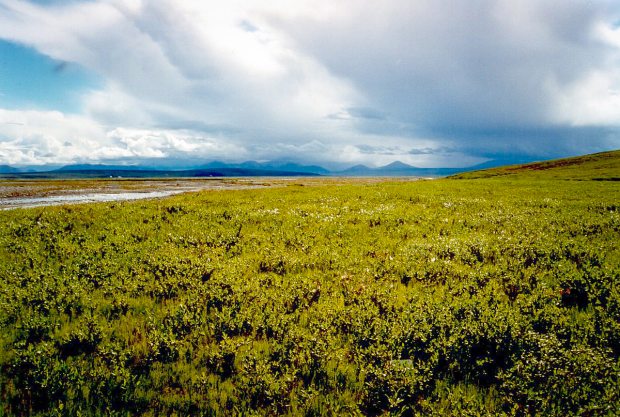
xmin=450 ymin=149 xmax=620 ymax=180
xmin=0 ymin=151 xmax=619 ymax=416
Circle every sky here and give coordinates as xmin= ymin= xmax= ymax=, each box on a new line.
xmin=1 ymin=0 xmax=620 ymax=168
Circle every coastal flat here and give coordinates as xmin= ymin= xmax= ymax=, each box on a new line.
xmin=0 ymin=177 xmax=422 ymax=210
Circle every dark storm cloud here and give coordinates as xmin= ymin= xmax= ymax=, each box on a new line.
xmin=269 ymin=0 xmax=620 ymax=158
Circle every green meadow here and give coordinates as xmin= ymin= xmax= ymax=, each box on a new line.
xmin=1 ymin=152 xmax=619 ymax=416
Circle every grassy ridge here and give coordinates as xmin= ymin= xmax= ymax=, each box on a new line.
xmin=0 ymin=156 xmax=619 ymax=415
xmin=451 ymin=150 xmax=620 ymax=180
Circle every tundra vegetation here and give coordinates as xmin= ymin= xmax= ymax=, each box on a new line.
xmin=0 ymin=151 xmax=619 ymax=416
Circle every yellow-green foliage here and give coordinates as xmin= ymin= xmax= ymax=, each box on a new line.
xmin=0 ymin=177 xmax=619 ymax=416
xmin=451 ymin=149 xmax=620 ymax=180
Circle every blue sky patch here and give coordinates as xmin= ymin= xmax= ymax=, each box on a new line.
xmin=0 ymin=39 xmax=100 ymax=113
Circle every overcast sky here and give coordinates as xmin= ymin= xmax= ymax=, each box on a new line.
xmin=1 ymin=0 xmax=620 ymax=168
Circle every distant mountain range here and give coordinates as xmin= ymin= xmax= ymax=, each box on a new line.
xmin=199 ymin=161 xmax=331 ymax=175
xmin=0 ymin=158 xmax=537 ymax=179
xmin=7 ymin=164 xmax=322 ymax=179
xmin=333 ymin=161 xmax=463 ymax=177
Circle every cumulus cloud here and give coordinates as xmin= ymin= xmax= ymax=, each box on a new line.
xmin=0 ymin=109 xmax=248 ymax=165
xmin=0 ymin=108 xmax=113 ymax=165
xmin=107 ymin=128 xmax=248 ymax=160
xmin=0 ymin=0 xmax=619 ymax=166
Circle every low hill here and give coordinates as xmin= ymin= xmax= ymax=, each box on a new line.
xmin=0 ymin=165 xmax=21 ymax=173
xmin=450 ymin=150 xmax=620 ymax=180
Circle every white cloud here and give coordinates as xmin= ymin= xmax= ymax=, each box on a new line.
xmin=553 ymin=70 xmax=620 ymax=126
xmin=550 ymin=21 xmax=620 ymax=126
xmin=0 ymin=0 xmax=619 ymax=166
xmin=0 ymin=0 xmax=362 ymax=139
xmin=107 ymin=128 xmax=248 ymax=160
xmin=0 ymin=108 xmax=253 ymax=165
xmin=0 ymin=108 xmax=114 ymax=165
xmin=0 ymin=107 xmax=470 ymax=167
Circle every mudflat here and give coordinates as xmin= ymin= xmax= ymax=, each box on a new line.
xmin=0 ymin=178 xmax=272 ymax=209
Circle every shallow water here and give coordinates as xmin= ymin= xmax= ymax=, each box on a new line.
xmin=0 ymin=181 xmax=271 ymax=210
xmin=0 ymin=189 xmax=195 ymax=210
